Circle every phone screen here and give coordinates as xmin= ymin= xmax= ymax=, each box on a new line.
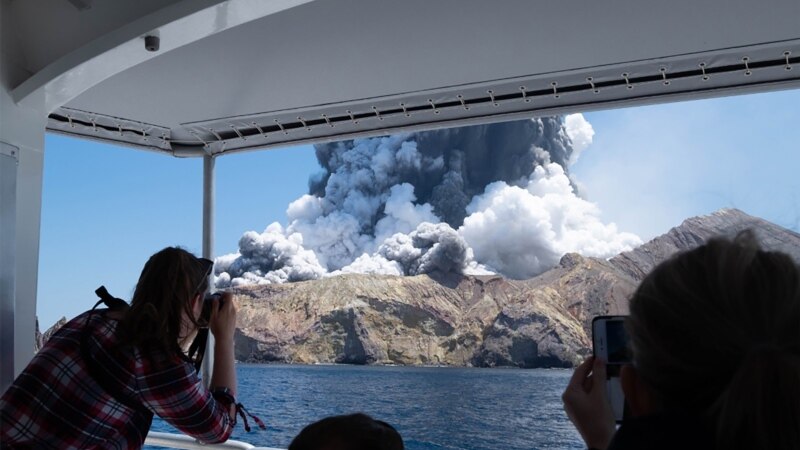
xmin=605 ymin=320 xmax=631 ymax=365
xmin=592 ymin=316 xmax=630 ymax=423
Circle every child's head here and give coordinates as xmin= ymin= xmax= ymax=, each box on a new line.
xmin=289 ymin=413 xmax=403 ymax=450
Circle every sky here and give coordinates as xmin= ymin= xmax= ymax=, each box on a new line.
xmin=36 ymin=88 xmax=800 ymax=329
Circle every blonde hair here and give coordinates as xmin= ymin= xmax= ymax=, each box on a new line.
xmin=627 ymin=231 xmax=800 ymax=449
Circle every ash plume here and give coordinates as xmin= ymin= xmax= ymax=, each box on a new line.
xmin=215 ymin=115 xmax=641 ymax=287
xmin=310 ymin=117 xmax=571 ymax=226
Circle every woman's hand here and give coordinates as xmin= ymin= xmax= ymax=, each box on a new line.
xmin=562 ymin=356 xmax=616 ymax=450
xmin=208 ymin=292 xmax=237 ymax=342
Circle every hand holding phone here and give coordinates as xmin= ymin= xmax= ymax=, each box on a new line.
xmin=562 ymin=356 xmax=617 ymax=449
xmin=592 ymin=315 xmax=631 ymax=423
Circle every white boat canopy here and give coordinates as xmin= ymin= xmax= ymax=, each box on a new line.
xmin=7 ymin=0 xmax=800 ymax=157
xmin=2 ymin=0 xmax=800 ymax=387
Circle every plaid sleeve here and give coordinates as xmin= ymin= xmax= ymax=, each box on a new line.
xmin=136 ymin=356 xmax=235 ymax=444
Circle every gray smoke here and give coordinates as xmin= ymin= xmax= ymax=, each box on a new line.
xmin=215 ymin=115 xmax=640 ymax=287
xmin=378 ymin=222 xmax=470 ymax=275
xmin=214 ymin=224 xmax=326 ymax=287
xmin=310 ymin=118 xmax=572 ymax=226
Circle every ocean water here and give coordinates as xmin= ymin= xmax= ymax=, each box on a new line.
xmin=148 ymin=364 xmax=584 ymax=450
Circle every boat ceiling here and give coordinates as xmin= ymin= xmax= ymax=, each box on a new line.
xmin=40 ymin=0 xmax=800 ymax=156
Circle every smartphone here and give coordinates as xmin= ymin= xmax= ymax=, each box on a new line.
xmin=592 ymin=315 xmax=631 ymax=423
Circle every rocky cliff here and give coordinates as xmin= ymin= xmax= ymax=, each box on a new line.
xmin=232 ymin=208 xmax=800 ymax=368
xmin=232 ymin=269 xmax=619 ymax=368
xmin=609 ymin=208 xmax=800 ymax=281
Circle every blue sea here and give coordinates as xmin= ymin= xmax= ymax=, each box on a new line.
xmin=148 ymin=364 xmax=584 ymax=450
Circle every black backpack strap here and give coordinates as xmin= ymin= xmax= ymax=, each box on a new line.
xmin=187 ymin=328 xmax=209 ymax=373
xmin=95 ymin=285 xmax=129 ymax=310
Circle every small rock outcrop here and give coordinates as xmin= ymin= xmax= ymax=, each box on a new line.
xmin=34 ymin=316 xmax=67 ymax=352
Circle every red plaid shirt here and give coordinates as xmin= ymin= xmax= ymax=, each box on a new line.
xmin=0 ymin=310 xmax=235 ymax=449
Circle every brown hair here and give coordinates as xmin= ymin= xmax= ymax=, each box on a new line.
xmin=117 ymin=247 xmax=211 ymax=358
xmin=627 ymin=231 xmax=800 ymax=449
xmin=289 ymin=413 xmax=404 ymax=450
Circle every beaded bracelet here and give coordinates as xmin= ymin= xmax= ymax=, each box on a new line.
xmin=210 ymin=386 xmax=236 ymax=406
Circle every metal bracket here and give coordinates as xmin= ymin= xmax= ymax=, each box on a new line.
xmin=0 ymin=142 xmax=20 ymax=162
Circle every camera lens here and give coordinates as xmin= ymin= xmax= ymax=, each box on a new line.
xmin=144 ymin=35 xmax=160 ymax=52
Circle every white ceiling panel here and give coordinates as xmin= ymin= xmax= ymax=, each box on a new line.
xmin=49 ymin=0 xmax=800 ymax=155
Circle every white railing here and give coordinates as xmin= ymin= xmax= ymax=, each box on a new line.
xmin=145 ymin=431 xmax=284 ymax=450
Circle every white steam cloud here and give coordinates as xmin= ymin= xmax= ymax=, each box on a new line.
xmin=460 ymin=161 xmax=640 ymax=279
xmin=564 ymin=113 xmax=594 ymax=165
xmin=215 ymin=117 xmax=640 ymax=288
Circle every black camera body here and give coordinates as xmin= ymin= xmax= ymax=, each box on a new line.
xmin=200 ymin=292 xmax=223 ymax=326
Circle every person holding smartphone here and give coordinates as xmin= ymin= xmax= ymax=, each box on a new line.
xmin=0 ymin=247 xmax=239 ymax=449
xmin=562 ymin=231 xmax=800 ymax=450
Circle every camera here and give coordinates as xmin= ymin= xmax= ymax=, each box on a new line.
xmin=144 ymin=35 xmax=160 ymax=52
xmin=199 ymin=293 xmax=223 ymax=326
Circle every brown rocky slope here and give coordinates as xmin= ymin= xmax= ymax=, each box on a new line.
xmin=231 ymin=208 xmax=800 ymax=368
xmin=231 ymin=265 xmax=627 ymax=368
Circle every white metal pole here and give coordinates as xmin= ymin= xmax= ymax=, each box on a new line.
xmin=1 ymin=78 xmax=47 ymax=384
xmin=201 ymin=154 xmax=215 ymax=386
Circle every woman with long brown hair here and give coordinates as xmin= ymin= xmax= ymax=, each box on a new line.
xmin=563 ymin=232 xmax=800 ymax=450
xmin=0 ymin=247 xmax=239 ymax=449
